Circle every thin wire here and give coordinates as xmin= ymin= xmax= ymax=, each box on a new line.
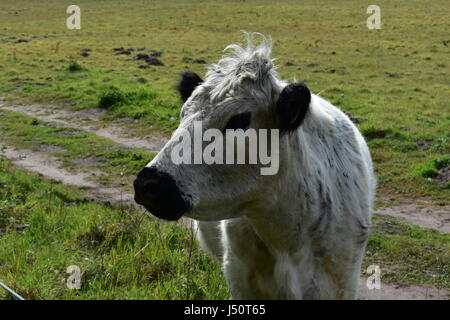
xmin=0 ymin=282 xmax=25 ymax=300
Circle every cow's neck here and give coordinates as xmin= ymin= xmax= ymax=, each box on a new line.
xmin=245 ymin=128 xmax=317 ymax=254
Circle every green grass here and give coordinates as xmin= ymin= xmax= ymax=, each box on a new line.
xmin=0 ymin=157 xmax=229 ymax=299
xmin=415 ymin=154 xmax=450 ymax=184
xmin=363 ymin=215 xmax=450 ymax=289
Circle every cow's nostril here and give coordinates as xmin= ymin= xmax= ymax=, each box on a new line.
xmin=133 ymin=166 xmax=192 ymax=221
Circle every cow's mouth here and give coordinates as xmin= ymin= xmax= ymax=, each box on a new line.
xmin=133 ymin=167 xmax=192 ymax=221
xmin=135 ymin=201 xmax=188 ymax=221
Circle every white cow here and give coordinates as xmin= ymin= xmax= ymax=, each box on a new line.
xmin=134 ymin=33 xmax=376 ymax=299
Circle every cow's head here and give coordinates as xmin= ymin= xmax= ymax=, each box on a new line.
xmin=134 ymin=33 xmax=311 ymax=221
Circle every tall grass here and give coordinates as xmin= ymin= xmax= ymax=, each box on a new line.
xmin=0 ymin=158 xmax=229 ymax=299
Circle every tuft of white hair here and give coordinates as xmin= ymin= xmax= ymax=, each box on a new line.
xmin=205 ymin=32 xmax=282 ymax=102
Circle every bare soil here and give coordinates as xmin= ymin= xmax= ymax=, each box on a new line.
xmin=436 ymin=166 xmax=450 ymax=185
xmin=0 ymin=102 xmax=167 ymax=153
xmin=0 ymin=144 xmax=137 ymax=208
xmin=375 ymin=204 xmax=450 ymax=233
xmin=358 ymin=278 xmax=448 ymax=300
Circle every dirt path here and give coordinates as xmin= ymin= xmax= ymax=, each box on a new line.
xmin=358 ymin=278 xmax=448 ymax=300
xmin=375 ymin=204 xmax=450 ymax=233
xmin=0 ymin=143 xmax=137 ymax=208
xmin=0 ymin=102 xmax=167 ymax=153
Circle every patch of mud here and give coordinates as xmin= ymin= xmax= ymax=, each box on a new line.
xmin=343 ymin=111 xmax=362 ymax=124
xmin=114 ymin=48 xmax=133 ymax=55
xmin=416 ymin=140 xmax=434 ymax=148
xmin=0 ymin=144 xmax=137 ymax=209
xmin=72 ymin=155 xmax=105 ymax=168
xmin=435 ymin=166 xmax=450 ymax=185
xmin=54 ymin=128 xmax=85 ymax=136
xmin=1 ymin=102 xmax=106 ymax=122
xmin=0 ymin=103 xmax=167 ymax=152
xmin=182 ymin=57 xmax=207 ymax=64
xmin=375 ymin=204 xmax=450 ymax=233
xmin=90 ymin=187 xmax=136 ymax=207
xmin=371 ymin=218 xmax=407 ymax=236
xmin=30 ymin=144 xmax=67 ymax=154
xmin=358 ymin=278 xmax=448 ymax=300
xmin=0 ymin=224 xmax=30 ymax=236
xmin=132 ymin=53 xmax=164 ymax=66
xmin=0 ymin=145 xmax=97 ymax=188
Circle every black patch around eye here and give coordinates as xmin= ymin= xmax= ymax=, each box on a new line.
xmin=224 ymin=112 xmax=252 ymax=131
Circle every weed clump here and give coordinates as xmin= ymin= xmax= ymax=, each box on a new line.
xmin=98 ymin=86 xmax=127 ymax=109
xmin=67 ymin=61 xmax=84 ymax=72
xmin=416 ymin=155 xmax=450 ymax=183
xmin=97 ymin=86 xmax=158 ymax=109
xmin=361 ymin=126 xmax=392 ymax=140
xmin=434 ymin=155 xmax=450 ymax=170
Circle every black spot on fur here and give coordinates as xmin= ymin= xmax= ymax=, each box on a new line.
xmin=277 ymin=82 xmax=311 ymax=133
xmin=176 ymin=71 xmax=203 ymax=102
xmin=310 ymin=212 xmax=325 ymax=233
xmin=310 ymin=185 xmax=332 ymax=234
xmin=356 ymin=219 xmax=371 ymax=244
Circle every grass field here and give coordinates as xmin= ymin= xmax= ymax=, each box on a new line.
xmin=0 ymin=158 xmax=229 ymax=299
xmin=0 ymin=0 xmax=449 ymax=299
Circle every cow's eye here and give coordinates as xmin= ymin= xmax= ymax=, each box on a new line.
xmin=224 ymin=112 xmax=251 ymax=131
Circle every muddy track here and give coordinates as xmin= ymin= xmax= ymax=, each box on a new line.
xmin=358 ymin=278 xmax=448 ymax=300
xmin=0 ymin=144 xmax=137 ymax=209
xmin=1 ymin=100 xmax=448 ymax=234
xmin=376 ymin=204 xmax=450 ymax=233
xmin=0 ymin=102 xmax=167 ymax=153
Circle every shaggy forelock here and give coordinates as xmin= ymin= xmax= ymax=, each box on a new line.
xmin=200 ymin=32 xmax=283 ymax=106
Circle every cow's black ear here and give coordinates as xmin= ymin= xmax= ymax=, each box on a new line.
xmin=276 ymin=82 xmax=311 ymax=133
xmin=176 ymin=71 xmax=203 ymax=102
